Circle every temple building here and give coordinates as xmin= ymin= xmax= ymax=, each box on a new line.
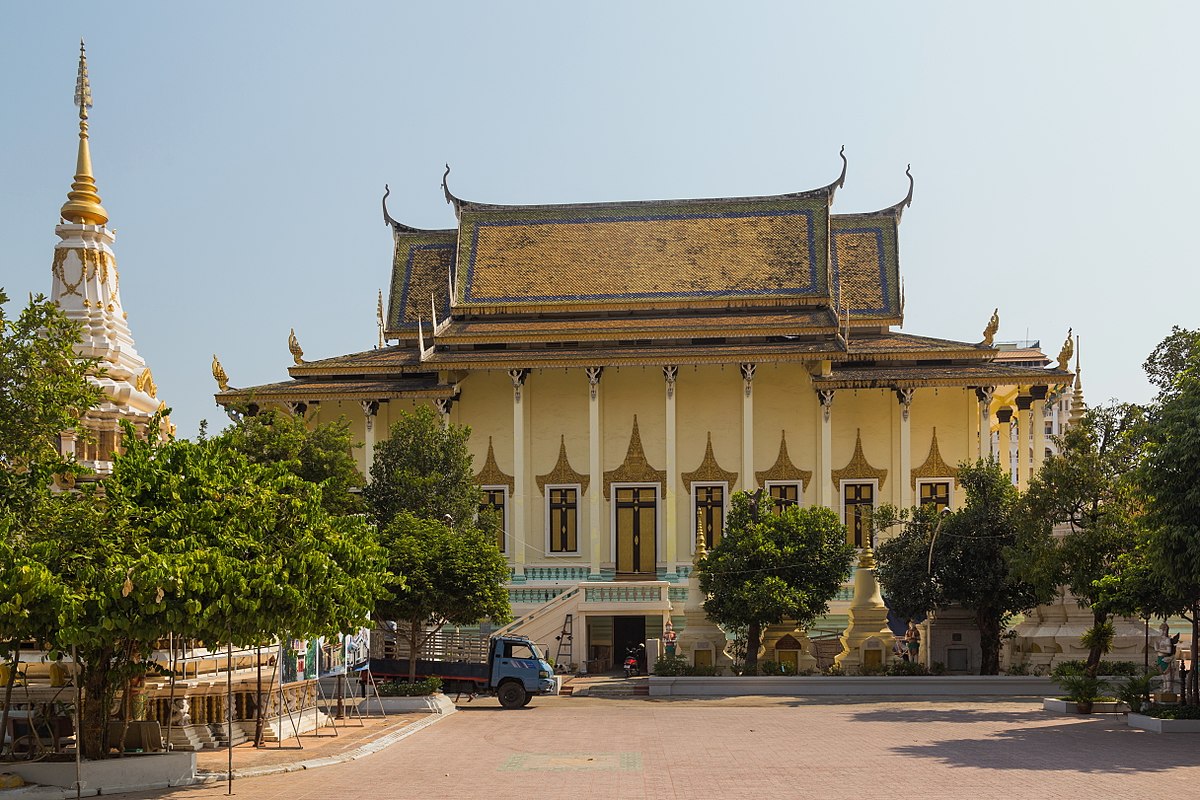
xmin=216 ymin=154 xmax=1074 ymax=671
xmin=50 ymin=42 xmax=166 ymax=474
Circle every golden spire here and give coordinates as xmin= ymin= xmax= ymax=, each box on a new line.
xmin=693 ymin=510 xmax=708 ymax=568
xmin=1068 ymin=336 xmax=1086 ymax=426
xmin=211 ymin=354 xmax=229 ymax=392
xmin=60 ymin=40 xmax=108 ymax=226
xmin=377 ymin=290 xmax=385 ymax=348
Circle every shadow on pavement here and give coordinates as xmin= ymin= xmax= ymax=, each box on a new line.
xmin=850 ymin=707 xmax=1042 ymax=724
xmin=889 ymin=719 xmax=1200 ymax=774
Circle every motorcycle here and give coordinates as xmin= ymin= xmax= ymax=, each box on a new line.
xmin=623 ymin=655 xmax=639 ymax=678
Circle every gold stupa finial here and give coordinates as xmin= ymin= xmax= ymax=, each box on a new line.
xmin=211 ymin=354 xmax=229 ymax=392
xmin=60 ymin=40 xmax=108 ymax=226
xmin=288 ymin=328 xmax=305 ymax=365
xmin=980 ymin=308 xmax=999 ymax=347
xmin=377 ymin=290 xmax=385 ymax=347
xmin=1069 ymin=336 xmax=1086 ymax=426
xmin=693 ymin=510 xmax=708 ymax=567
xmin=1056 ymin=328 xmax=1074 ymax=371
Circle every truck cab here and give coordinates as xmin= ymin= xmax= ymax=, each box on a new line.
xmin=490 ymin=635 xmax=556 ymax=708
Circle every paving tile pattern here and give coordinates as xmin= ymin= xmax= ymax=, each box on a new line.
xmin=123 ymin=697 xmax=1200 ymax=800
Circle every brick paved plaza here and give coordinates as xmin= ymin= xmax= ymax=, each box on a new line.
xmin=131 ymin=696 xmax=1199 ymax=800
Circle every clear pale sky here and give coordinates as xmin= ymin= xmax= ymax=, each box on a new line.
xmin=2 ymin=2 xmax=1195 ymax=438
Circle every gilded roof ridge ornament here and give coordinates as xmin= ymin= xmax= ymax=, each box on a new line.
xmin=980 ymin=308 xmax=999 ymax=347
xmin=377 ymin=290 xmax=385 ymax=348
xmin=381 ymin=183 xmax=429 ymax=233
xmin=288 ymin=328 xmax=305 ymax=365
xmin=1055 ymin=327 xmax=1074 ymax=371
xmin=211 ymin=354 xmax=229 ymax=392
xmin=60 ymin=39 xmax=108 ymax=226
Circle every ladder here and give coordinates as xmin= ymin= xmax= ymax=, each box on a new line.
xmin=554 ymin=614 xmax=574 ymax=671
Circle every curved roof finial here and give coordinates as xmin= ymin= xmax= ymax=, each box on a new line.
xmin=981 ymin=308 xmax=999 ymax=347
xmin=823 ymin=145 xmax=848 ymax=201
xmin=442 ymin=163 xmax=462 ymax=212
xmin=381 ymin=184 xmax=399 ymax=227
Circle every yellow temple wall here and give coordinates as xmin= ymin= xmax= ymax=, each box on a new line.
xmin=830 ymin=388 xmax=895 ymax=501
xmin=527 ymin=369 xmax=589 ymax=563
xmin=751 ymin=364 xmax=818 ymax=502
xmin=454 ymin=369 xmax=515 ymax=484
xmin=909 ymin=387 xmax=975 ymax=508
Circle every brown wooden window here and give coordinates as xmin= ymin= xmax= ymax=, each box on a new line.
xmin=548 ymin=487 xmax=578 ymax=553
xmin=695 ymin=485 xmax=726 ymax=549
xmin=919 ymin=481 xmax=951 ymax=514
xmin=767 ymin=482 xmax=801 ymax=513
xmin=843 ymin=482 xmax=874 ymax=548
xmin=480 ymin=487 xmax=507 ymax=553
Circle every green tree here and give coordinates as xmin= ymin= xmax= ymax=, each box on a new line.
xmin=1138 ymin=326 xmax=1200 ymax=704
xmin=874 ymin=460 xmax=1056 ymax=674
xmin=699 ymin=492 xmax=854 ymax=675
xmin=0 ymin=289 xmax=101 ymax=474
xmin=375 ymin=512 xmax=511 ymax=680
xmin=28 ymin=427 xmax=386 ymax=759
xmin=1018 ymin=402 xmax=1146 ymax=677
xmin=217 ymin=408 xmax=366 ymax=515
xmin=363 ymin=405 xmax=480 ymax=528
xmin=364 ymin=406 xmax=510 ymax=679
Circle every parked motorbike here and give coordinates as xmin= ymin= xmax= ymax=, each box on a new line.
xmin=623 ymin=655 xmax=639 ymax=678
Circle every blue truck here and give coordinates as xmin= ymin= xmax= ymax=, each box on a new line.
xmin=369 ymin=631 xmax=556 ymax=708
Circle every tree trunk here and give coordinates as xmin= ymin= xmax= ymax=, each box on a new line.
xmin=0 ymin=643 xmax=21 ymax=758
xmin=1084 ymin=609 xmax=1108 ymax=679
xmin=745 ymin=621 xmax=762 ymax=675
xmin=1190 ymin=606 xmax=1199 ymax=706
xmin=80 ymin=650 xmax=114 ymax=760
xmin=408 ymin=617 xmax=421 ymax=682
xmin=976 ymin=608 xmax=1002 ymax=675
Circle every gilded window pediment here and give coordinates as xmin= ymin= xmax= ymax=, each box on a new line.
xmin=536 ymin=435 xmax=589 ymax=495
xmin=474 ymin=436 xmax=514 ymax=493
xmin=603 ymin=416 xmax=665 ymax=499
xmin=911 ymin=427 xmax=958 ymax=490
xmin=831 ymin=429 xmax=888 ymax=488
xmin=756 ymin=430 xmax=812 ymax=491
xmin=681 ymin=433 xmax=738 ymax=493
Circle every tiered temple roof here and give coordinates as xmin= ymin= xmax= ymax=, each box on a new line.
xmin=217 ymin=157 xmax=1069 ymax=405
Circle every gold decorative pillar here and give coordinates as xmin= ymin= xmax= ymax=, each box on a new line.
xmin=895 ymin=388 xmax=914 ymax=508
xmin=740 ymin=363 xmax=755 ymax=493
xmin=996 ymin=407 xmax=1014 ymax=479
xmin=1015 ymin=394 xmax=1033 ymax=491
xmin=663 ymin=366 xmax=679 ymax=581
xmin=586 ymin=367 xmax=604 ymax=580
xmin=835 ymin=546 xmax=896 ymax=672
xmin=509 ymin=369 xmax=529 ymax=579
xmin=817 ymin=390 xmax=835 ymax=508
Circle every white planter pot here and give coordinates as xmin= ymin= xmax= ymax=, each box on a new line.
xmin=1127 ymin=712 xmax=1200 ymax=733
xmin=371 ymin=693 xmax=457 ymax=714
xmin=1042 ymin=698 xmax=1128 ymax=714
xmin=3 ymin=751 xmax=197 ymax=793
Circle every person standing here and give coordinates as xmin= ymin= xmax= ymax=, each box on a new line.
xmin=904 ymin=621 xmax=921 ymax=664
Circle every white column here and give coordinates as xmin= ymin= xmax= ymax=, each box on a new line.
xmin=896 ymin=389 xmax=914 ymax=508
xmin=359 ymin=401 xmax=378 ymax=480
xmin=817 ymin=390 xmax=835 ymax=509
xmin=996 ymin=407 xmax=1014 ymax=481
xmin=663 ymin=366 xmax=679 ymax=581
xmin=509 ymin=370 xmax=529 ymax=580
xmin=586 ymin=367 xmax=604 ymax=580
xmin=1032 ymin=387 xmax=1047 ymax=477
xmin=740 ymin=364 xmax=755 ymax=494
xmin=1016 ymin=395 xmax=1032 ymax=491
xmin=976 ymin=387 xmax=995 ymax=461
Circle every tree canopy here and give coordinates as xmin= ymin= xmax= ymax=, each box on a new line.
xmin=699 ymin=492 xmax=854 ymax=674
xmin=216 ymin=408 xmax=365 ymax=516
xmin=1017 ymin=402 xmax=1146 ymax=676
xmin=874 ymin=460 xmax=1056 ymax=674
xmin=363 ymin=404 xmax=480 ymax=528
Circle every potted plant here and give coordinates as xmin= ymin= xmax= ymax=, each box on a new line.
xmin=1056 ymin=673 xmax=1109 ymax=714
xmin=1115 ymin=671 xmax=1157 ymax=714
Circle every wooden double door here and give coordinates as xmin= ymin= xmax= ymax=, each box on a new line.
xmin=615 ymin=486 xmax=657 ymax=576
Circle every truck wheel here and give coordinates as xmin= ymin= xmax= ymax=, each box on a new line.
xmin=498 ymin=682 xmax=527 ymax=709
xmin=521 ymin=693 xmax=533 ymax=707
